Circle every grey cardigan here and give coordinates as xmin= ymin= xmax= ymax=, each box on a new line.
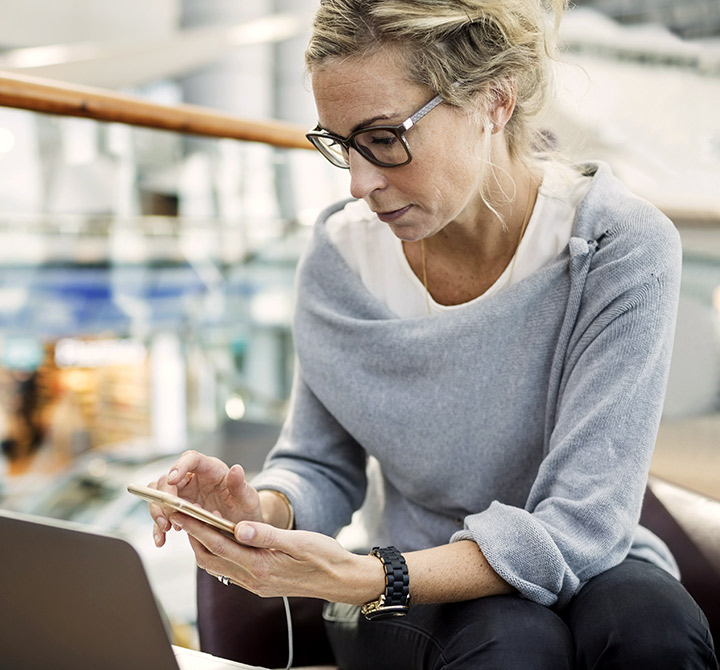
xmin=252 ymin=162 xmax=682 ymax=607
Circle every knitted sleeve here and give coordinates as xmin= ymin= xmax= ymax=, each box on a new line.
xmin=250 ymin=364 xmax=369 ymax=536
xmin=452 ymin=220 xmax=682 ymax=607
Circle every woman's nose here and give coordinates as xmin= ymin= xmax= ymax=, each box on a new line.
xmin=348 ymin=150 xmax=387 ymax=199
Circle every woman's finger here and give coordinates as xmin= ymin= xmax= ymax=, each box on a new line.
xmin=225 ymin=463 xmax=251 ymax=497
xmin=167 ymin=450 xmax=228 ymax=487
xmin=145 ymin=475 xmax=178 ymax=537
xmin=152 ymin=520 xmax=167 ymax=547
xmin=166 ymin=450 xmax=205 ymax=485
xmin=175 ymin=514 xmax=251 ymax=579
xmin=171 ymin=513 xmax=234 ymax=554
xmin=234 ymin=521 xmax=274 ymax=547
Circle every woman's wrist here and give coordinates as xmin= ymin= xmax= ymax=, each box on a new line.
xmin=258 ymin=489 xmax=294 ymax=529
xmin=332 ymin=552 xmax=387 ymax=606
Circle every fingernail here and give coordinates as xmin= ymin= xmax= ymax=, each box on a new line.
xmin=168 ymin=468 xmax=179 ymax=482
xmin=236 ymin=524 xmax=255 ymax=542
xmin=158 ymin=516 xmax=169 ymax=532
xmin=154 ymin=532 xmax=162 ymax=546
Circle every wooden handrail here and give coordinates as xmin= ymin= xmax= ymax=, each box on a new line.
xmin=0 ymin=71 xmax=312 ymax=150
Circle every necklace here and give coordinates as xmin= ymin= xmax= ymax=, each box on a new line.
xmin=419 ymin=178 xmax=537 ymax=314
xmin=504 ymin=177 xmax=537 ymax=289
xmin=420 ymin=235 xmax=431 ymax=314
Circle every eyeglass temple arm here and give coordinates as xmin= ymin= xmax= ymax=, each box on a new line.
xmin=402 ymin=94 xmax=445 ymax=131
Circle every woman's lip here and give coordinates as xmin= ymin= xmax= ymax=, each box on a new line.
xmin=376 ymin=205 xmax=411 ymax=223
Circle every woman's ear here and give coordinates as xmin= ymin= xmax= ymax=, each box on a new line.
xmin=488 ymin=78 xmax=517 ymax=132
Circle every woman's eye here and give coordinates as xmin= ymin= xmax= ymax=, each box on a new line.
xmin=368 ymin=133 xmax=397 ymax=146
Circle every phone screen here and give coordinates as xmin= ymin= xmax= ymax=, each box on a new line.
xmin=127 ymin=483 xmax=237 ymax=538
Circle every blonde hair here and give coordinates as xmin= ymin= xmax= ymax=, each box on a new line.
xmin=306 ymin=0 xmax=567 ymax=164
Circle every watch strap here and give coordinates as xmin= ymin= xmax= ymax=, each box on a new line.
xmin=361 ymin=546 xmax=410 ymax=620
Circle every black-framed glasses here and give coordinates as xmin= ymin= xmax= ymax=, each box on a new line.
xmin=306 ymin=93 xmax=445 ymax=169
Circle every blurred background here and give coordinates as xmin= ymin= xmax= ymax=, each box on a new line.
xmin=0 ymin=0 xmax=718 ymax=649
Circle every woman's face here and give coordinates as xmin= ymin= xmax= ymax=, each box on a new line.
xmin=311 ymin=49 xmax=489 ymax=242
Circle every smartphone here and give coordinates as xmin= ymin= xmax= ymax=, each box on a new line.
xmin=127 ymin=482 xmax=237 ymax=538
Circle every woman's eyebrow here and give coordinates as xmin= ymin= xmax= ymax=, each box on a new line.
xmin=350 ymin=114 xmax=392 ymax=133
xmin=318 ymin=113 xmax=394 ymax=136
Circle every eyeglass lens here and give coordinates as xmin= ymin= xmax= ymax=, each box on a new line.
xmin=315 ymin=128 xmax=410 ymax=168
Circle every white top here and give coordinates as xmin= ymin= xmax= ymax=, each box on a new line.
xmin=327 ymin=161 xmax=593 ymax=317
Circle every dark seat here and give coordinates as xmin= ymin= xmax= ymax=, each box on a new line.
xmin=640 ymin=479 xmax=720 ymax=659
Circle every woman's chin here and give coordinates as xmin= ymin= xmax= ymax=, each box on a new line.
xmin=384 ymin=220 xmax=434 ymax=243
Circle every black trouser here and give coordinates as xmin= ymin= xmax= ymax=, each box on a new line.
xmin=323 ymin=559 xmax=717 ymax=670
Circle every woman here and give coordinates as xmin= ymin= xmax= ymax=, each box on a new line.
xmin=148 ymin=1 xmax=717 ymax=667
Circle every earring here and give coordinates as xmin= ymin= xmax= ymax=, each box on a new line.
xmin=488 ymin=122 xmax=495 ymax=133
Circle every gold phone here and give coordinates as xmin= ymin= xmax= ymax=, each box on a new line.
xmin=127 ymin=483 xmax=236 ymax=538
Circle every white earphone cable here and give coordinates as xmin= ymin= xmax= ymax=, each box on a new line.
xmin=282 ymin=595 xmax=294 ymax=670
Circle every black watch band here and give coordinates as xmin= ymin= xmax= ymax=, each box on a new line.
xmin=361 ymin=546 xmax=410 ymax=620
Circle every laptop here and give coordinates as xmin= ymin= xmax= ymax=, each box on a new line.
xmin=0 ymin=508 xmax=266 ymax=670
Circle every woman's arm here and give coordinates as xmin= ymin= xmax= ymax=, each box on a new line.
xmin=404 ymin=540 xmax=515 ymax=603
xmin=169 ymin=514 xmax=513 ymax=606
xmin=453 ymin=261 xmax=682 ymax=607
xmin=250 ymin=368 xmax=369 ymax=537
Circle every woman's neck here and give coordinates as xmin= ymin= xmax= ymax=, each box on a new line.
xmin=403 ymin=165 xmax=541 ymax=306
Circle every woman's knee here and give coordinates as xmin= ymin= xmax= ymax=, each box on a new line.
xmin=434 ymin=596 xmax=574 ymax=670
xmin=566 ymin=559 xmax=717 ymax=670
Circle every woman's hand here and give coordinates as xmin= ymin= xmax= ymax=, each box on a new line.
xmin=148 ymin=450 xmax=262 ymax=548
xmin=174 ymin=514 xmax=385 ymax=605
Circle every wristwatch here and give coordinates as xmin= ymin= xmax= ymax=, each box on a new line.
xmin=361 ymin=546 xmax=410 ymax=620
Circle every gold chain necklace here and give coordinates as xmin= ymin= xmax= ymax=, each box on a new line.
xmin=503 ymin=179 xmax=536 ymax=289
xmin=419 ymin=180 xmax=536 ymax=315
xmin=420 ymin=235 xmax=431 ymax=314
